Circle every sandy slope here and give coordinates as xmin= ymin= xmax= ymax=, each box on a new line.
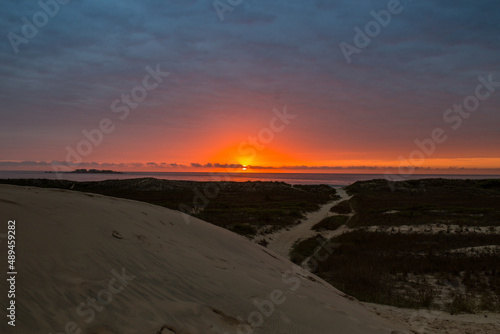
xmin=0 ymin=185 xmax=409 ymax=334
xmin=367 ymin=303 xmax=500 ymax=334
xmin=266 ymin=188 xmax=352 ymax=258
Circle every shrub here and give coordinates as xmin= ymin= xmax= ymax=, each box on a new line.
xmin=230 ymin=224 xmax=257 ymax=237
xmin=479 ymin=293 xmax=498 ymax=312
xmin=315 ymin=231 xmax=500 ymax=311
xmin=312 ymin=215 xmax=349 ymax=231
xmin=330 ymin=200 xmax=352 ymax=214
xmin=416 ymin=288 xmax=435 ymax=308
xmin=290 ymin=235 xmax=325 ymax=265
xmin=257 ymin=238 xmax=269 ymax=247
xmin=449 ymin=294 xmax=476 ymax=314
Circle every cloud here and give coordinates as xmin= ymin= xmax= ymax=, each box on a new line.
xmin=0 ymin=1 xmax=499 ymax=164
xmin=1 ymin=161 xmax=499 ymax=174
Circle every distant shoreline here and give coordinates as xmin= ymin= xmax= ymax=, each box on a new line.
xmin=0 ymin=171 xmax=498 ymax=186
xmin=44 ymin=169 xmax=123 ymax=174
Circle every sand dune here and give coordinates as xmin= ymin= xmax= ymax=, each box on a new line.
xmin=0 ymin=185 xmax=411 ymax=334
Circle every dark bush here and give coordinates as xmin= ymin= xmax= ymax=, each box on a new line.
xmin=312 ymin=215 xmax=349 ymax=231
xmin=330 ymin=200 xmax=352 ymax=214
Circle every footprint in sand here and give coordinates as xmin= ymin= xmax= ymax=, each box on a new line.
xmin=157 ymin=326 xmax=177 ymax=334
xmin=112 ymin=230 xmax=123 ymax=239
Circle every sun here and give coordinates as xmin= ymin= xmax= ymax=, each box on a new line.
xmin=242 ymin=165 xmax=247 ymax=171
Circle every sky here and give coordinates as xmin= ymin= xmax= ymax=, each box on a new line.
xmin=1 ymin=0 xmax=499 ymax=174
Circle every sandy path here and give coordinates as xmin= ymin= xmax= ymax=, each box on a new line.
xmin=266 ymin=187 xmax=352 ymax=258
xmin=366 ymin=303 xmax=500 ymax=334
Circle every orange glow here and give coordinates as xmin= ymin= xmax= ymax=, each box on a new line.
xmin=206 ymin=142 xmax=299 ymax=169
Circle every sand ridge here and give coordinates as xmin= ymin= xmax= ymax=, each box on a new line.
xmin=0 ymin=185 xmax=409 ymax=334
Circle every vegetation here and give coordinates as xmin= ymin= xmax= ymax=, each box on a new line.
xmin=449 ymin=294 xmax=477 ymax=314
xmin=0 ymin=178 xmax=339 ymax=236
xmin=230 ymin=223 xmax=257 ymax=237
xmin=289 ymin=235 xmax=325 ymax=265
xmin=257 ymin=238 xmax=269 ymax=247
xmin=315 ymin=230 xmax=500 ymax=310
xmin=312 ymin=178 xmax=500 ymax=312
xmin=345 ymin=178 xmax=500 ymax=228
xmin=311 ymin=215 xmax=349 ymax=231
xmin=330 ymin=200 xmax=352 ymax=214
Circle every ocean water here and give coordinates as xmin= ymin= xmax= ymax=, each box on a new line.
xmin=0 ymin=171 xmax=498 ymax=186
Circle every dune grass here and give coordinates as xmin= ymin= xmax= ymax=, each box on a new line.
xmin=0 ymin=178 xmax=339 ymax=236
xmin=346 ymin=178 xmax=500 ymax=228
xmin=330 ymin=200 xmax=352 ymax=214
xmin=289 ymin=235 xmax=325 ymax=265
xmin=312 ymin=215 xmax=349 ymax=231
xmin=313 ymin=178 xmax=500 ymax=312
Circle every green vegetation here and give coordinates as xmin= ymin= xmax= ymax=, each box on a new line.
xmin=346 ymin=178 xmax=500 ymax=227
xmin=330 ymin=200 xmax=352 ymax=214
xmin=289 ymin=235 xmax=325 ymax=264
xmin=312 ymin=215 xmax=349 ymax=231
xmin=0 ymin=178 xmax=339 ymax=236
xmin=316 ymin=230 xmax=500 ymax=310
xmin=312 ymin=178 xmax=500 ymax=312
xmin=257 ymin=238 xmax=269 ymax=247
xmin=449 ymin=294 xmax=477 ymax=314
xmin=230 ymin=223 xmax=257 ymax=237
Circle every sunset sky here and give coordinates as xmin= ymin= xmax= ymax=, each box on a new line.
xmin=1 ymin=0 xmax=499 ymax=173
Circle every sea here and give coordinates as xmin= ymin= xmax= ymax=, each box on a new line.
xmin=0 ymin=171 xmax=498 ymax=186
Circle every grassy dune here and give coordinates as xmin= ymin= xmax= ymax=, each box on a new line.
xmin=314 ymin=179 xmax=500 ymax=313
xmin=0 ymin=178 xmax=339 ymax=236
